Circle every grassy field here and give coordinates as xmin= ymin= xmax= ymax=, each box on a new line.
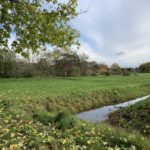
xmin=1 ymin=74 xmax=150 ymax=97
xmin=0 ymin=73 xmax=150 ymax=114
xmin=0 ymin=74 xmax=150 ymax=149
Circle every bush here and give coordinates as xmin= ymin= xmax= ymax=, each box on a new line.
xmin=91 ymin=72 xmax=97 ymax=76
xmin=122 ymin=71 xmax=131 ymax=76
xmin=105 ymin=71 xmax=111 ymax=76
xmin=33 ymin=109 xmax=77 ymax=130
xmin=33 ymin=111 xmax=53 ymax=125
xmin=53 ymin=110 xmax=77 ymax=130
xmin=22 ymin=72 xmax=34 ymax=78
xmin=0 ymin=99 xmax=11 ymax=109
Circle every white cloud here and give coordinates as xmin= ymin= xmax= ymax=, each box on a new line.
xmin=72 ymin=0 xmax=150 ymax=67
xmin=78 ymin=42 xmax=105 ymax=63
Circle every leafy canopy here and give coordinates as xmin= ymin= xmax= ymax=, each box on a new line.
xmin=0 ymin=0 xmax=79 ymax=57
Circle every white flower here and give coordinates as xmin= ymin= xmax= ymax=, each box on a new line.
xmin=7 ymin=9 xmax=12 ymax=14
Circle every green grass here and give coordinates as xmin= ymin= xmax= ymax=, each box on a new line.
xmin=0 ymin=74 xmax=150 ymax=97
xmin=0 ymin=74 xmax=150 ymax=149
xmin=0 ymin=73 xmax=150 ymax=114
xmin=108 ymin=98 xmax=150 ymax=137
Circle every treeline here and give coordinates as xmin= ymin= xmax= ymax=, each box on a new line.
xmin=0 ymin=49 xmax=150 ymax=78
xmin=139 ymin=62 xmax=150 ymax=73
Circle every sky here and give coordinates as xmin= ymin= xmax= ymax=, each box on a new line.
xmin=71 ymin=0 xmax=150 ymax=67
xmin=8 ymin=0 xmax=150 ymax=67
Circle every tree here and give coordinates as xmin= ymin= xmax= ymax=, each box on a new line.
xmin=79 ymin=53 xmax=89 ymax=75
xmin=97 ymin=63 xmax=109 ymax=75
xmin=0 ymin=0 xmax=79 ymax=57
xmin=110 ymin=63 xmax=121 ymax=73
xmin=36 ymin=58 xmax=52 ymax=76
xmin=54 ymin=50 xmax=81 ymax=76
xmin=87 ymin=61 xmax=98 ymax=75
xmin=0 ymin=48 xmax=16 ymax=77
xmin=139 ymin=62 xmax=150 ymax=73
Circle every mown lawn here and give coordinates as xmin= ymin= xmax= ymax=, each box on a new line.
xmin=0 ymin=73 xmax=150 ymax=149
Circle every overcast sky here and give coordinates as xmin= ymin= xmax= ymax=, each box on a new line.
xmin=72 ymin=0 xmax=150 ymax=67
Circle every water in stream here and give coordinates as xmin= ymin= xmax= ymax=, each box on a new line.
xmin=76 ymin=95 xmax=150 ymax=123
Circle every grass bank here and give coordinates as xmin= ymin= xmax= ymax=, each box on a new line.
xmin=0 ymin=105 xmax=150 ymax=150
xmin=0 ymin=74 xmax=150 ymax=115
xmin=108 ymin=98 xmax=150 ymax=138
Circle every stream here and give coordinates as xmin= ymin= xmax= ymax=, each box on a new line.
xmin=76 ymin=95 xmax=150 ymax=123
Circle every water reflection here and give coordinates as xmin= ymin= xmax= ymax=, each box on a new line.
xmin=76 ymin=95 xmax=150 ymax=123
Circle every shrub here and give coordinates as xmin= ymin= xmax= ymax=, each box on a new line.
xmin=53 ymin=110 xmax=77 ymax=130
xmin=33 ymin=111 xmax=53 ymax=125
xmin=122 ymin=71 xmax=131 ymax=76
xmin=105 ymin=71 xmax=111 ymax=76
xmin=91 ymin=72 xmax=97 ymax=76
xmin=0 ymin=99 xmax=11 ymax=109
xmin=33 ymin=109 xmax=77 ymax=130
